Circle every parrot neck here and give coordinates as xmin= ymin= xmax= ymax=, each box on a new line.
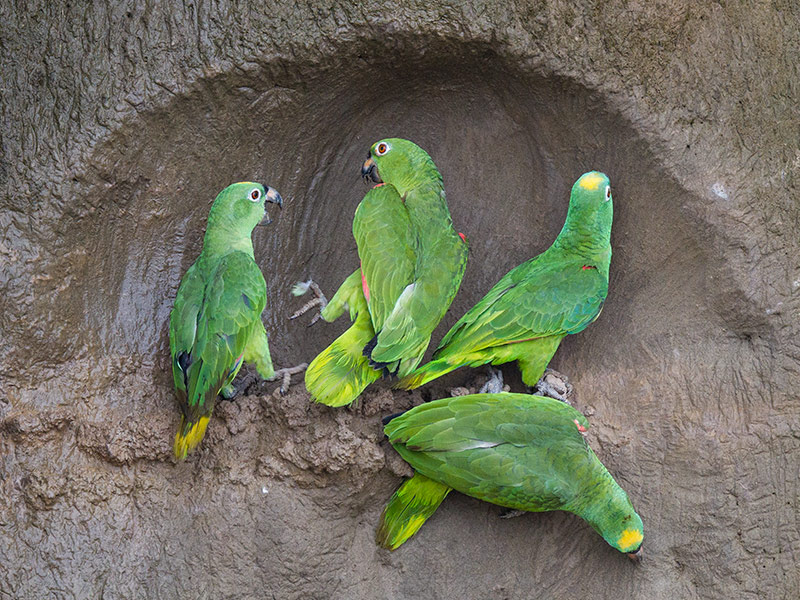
xmin=392 ymin=160 xmax=443 ymax=199
xmin=551 ymin=210 xmax=612 ymax=268
xmin=566 ymin=464 xmax=641 ymax=552
xmin=201 ymin=220 xmax=256 ymax=259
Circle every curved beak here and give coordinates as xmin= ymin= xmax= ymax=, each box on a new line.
xmin=265 ymin=186 xmax=283 ymax=209
xmin=256 ymin=186 xmax=282 ymax=227
xmin=361 ymin=156 xmax=382 ymax=184
xmin=627 ymin=547 xmax=643 ymax=563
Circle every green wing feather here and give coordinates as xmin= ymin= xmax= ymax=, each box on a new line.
xmin=376 ymin=473 xmax=451 ymax=550
xmin=386 ymin=394 xmax=589 ymax=451
xmin=170 ymin=251 xmax=266 ymax=457
xmin=386 ymin=394 xmax=592 ymax=512
xmin=353 ymin=184 xmax=417 ymax=333
xmin=170 ymin=263 xmax=204 ymax=400
xmin=366 ymin=185 xmax=468 ymax=375
xmin=435 ymin=256 xmax=606 ymax=360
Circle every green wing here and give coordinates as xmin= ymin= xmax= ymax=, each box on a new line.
xmin=386 ymin=394 xmax=592 ymax=512
xmin=170 ymin=251 xmax=266 ymax=417
xmin=435 ymin=256 xmax=607 ymax=358
xmin=367 ymin=184 xmax=468 ymax=373
xmin=353 ymin=184 xmax=417 ymax=333
xmin=170 ymin=262 xmax=204 ymax=400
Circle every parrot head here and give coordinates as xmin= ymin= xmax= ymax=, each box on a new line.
xmin=361 ymin=138 xmax=437 ymax=196
xmin=556 ymin=171 xmax=613 ymax=249
xmin=207 ymin=181 xmax=283 ymax=235
xmin=600 ymin=503 xmax=644 ymax=561
xmin=570 ymin=171 xmax=612 ymax=213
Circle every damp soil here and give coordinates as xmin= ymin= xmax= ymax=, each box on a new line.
xmin=1 ymin=2 xmax=799 ymax=599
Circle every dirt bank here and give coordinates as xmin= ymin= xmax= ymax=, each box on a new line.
xmin=1 ymin=2 xmax=798 ymax=598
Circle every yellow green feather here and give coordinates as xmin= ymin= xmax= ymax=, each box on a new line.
xmin=376 ymin=473 xmax=451 ymax=550
xmin=174 ymin=415 xmax=211 ymax=460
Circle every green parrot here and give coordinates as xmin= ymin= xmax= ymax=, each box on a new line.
xmin=170 ymin=181 xmax=285 ymax=460
xmin=376 ymin=393 xmax=644 ymax=559
xmin=397 ymin=171 xmax=613 ymax=396
xmin=292 ymin=138 xmax=468 ymax=407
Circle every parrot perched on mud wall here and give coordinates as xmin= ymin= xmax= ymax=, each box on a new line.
xmin=170 ymin=182 xmax=283 ymax=459
xmin=376 ymin=393 xmax=644 ymax=559
xmin=295 ymin=138 xmax=468 ymax=407
xmin=398 ymin=171 xmax=613 ymax=395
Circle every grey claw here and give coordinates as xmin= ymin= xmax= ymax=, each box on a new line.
xmin=269 ymin=363 xmax=308 ymax=395
xmin=533 ymin=368 xmax=574 ymax=403
xmin=289 ymin=280 xmax=328 ymax=324
xmin=479 ymin=367 xmax=505 ymax=394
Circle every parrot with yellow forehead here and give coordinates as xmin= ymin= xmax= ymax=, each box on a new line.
xmin=170 ymin=182 xmax=297 ymax=459
xmin=292 ymin=138 xmax=468 ymax=407
xmin=398 ymin=171 xmax=613 ymax=399
xmin=376 ymin=392 xmax=644 ymax=561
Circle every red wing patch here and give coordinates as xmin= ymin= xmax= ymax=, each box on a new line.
xmin=458 ymin=232 xmax=467 ymax=244
xmin=582 ymin=265 xmax=597 ymax=271
xmin=373 ymin=183 xmax=386 ymax=188
xmin=227 ymin=352 xmax=245 ymax=378
xmin=361 ymin=267 xmax=371 ymax=303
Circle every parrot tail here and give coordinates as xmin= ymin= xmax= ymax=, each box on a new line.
xmin=395 ymin=357 xmax=456 ymax=391
xmin=306 ymin=318 xmax=382 ymax=407
xmin=376 ymin=472 xmax=451 ymax=550
xmin=174 ymin=415 xmax=211 ymax=460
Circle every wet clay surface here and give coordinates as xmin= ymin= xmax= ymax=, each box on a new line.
xmin=1 ymin=2 xmax=799 ymax=599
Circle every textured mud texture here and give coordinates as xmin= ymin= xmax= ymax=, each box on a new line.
xmin=2 ymin=2 xmax=799 ymax=599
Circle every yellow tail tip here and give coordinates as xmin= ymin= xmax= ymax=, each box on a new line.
xmin=394 ymin=377 xmax=416 ymax=391
xmin=396 ymin=371 xmax=427 ymax=391
xmin=173 ymin=415 xmax=211 ymax=460
xmin=377 ymin=514 xmax=429 ymax=550
xmin=305 ymin=340 xmax=381 ymax=407
xmin=375 ymin=474 xmax=451 ymax=550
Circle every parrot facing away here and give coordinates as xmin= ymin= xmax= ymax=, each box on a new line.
xmin=376 ymin=393 xmax=644 ymax=560
xmin=170 ymin=181 xmax=288 ymax=460
xmin=397 ymin=171 xmax=613 ymax=396
xmin=293 ymin=138 xmax=468 ymax=407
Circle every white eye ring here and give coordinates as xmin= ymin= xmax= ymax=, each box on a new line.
xmin=604 ymin=185 xmax=611 ymax=202
xmin=249 ymin=188 xmax=261 ymax=202
xmin=375 ymin=142 xmax=390 ymax=156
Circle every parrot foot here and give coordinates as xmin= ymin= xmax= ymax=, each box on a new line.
xmin=499 ymin=508 xmax=527 ymax=519
xmin=289 ymin=280 xmax=328 ymax=326
xmin=268 ymin=363 xmax=308 ymax=396
xmin=532 ymin=368 xmax=573 ymax=403
xmin=449 ymin=386 xmax=472 ymax=397
xmin=220 ymin=384 xmax=237 ymax=399
xmin=479 ymin=368 xmax=507 ymax=394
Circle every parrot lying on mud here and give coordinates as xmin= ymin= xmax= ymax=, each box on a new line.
xmin=376 ymin=393 xmax=644 ymax=559
xmin=170 ymin=182 xmax=299 ymax=460
xmin=292 ymin=138 xmax=468 ymax=407
xmin=397 ymin=171 xmax=613 ymax=398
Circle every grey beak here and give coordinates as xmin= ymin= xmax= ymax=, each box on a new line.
xmin=627 ymin=547 xmax=643 ymax=563
xmin=266 ymin=186 xmax=283 ymax=209
xmin=361 ymin=157 xmax=382 ymax=184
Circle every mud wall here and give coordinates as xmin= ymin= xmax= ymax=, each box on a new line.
xmin=1 ymin=2 xmax=799 ymax=599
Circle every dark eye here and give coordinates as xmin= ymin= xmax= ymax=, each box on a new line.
xmin=376 ymin=142 xmax=389 ymax=156
xmin=249 ymin=188 xmax=261 ymax=202
xmin=604 ymin=185 xmax=611 ymax=202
